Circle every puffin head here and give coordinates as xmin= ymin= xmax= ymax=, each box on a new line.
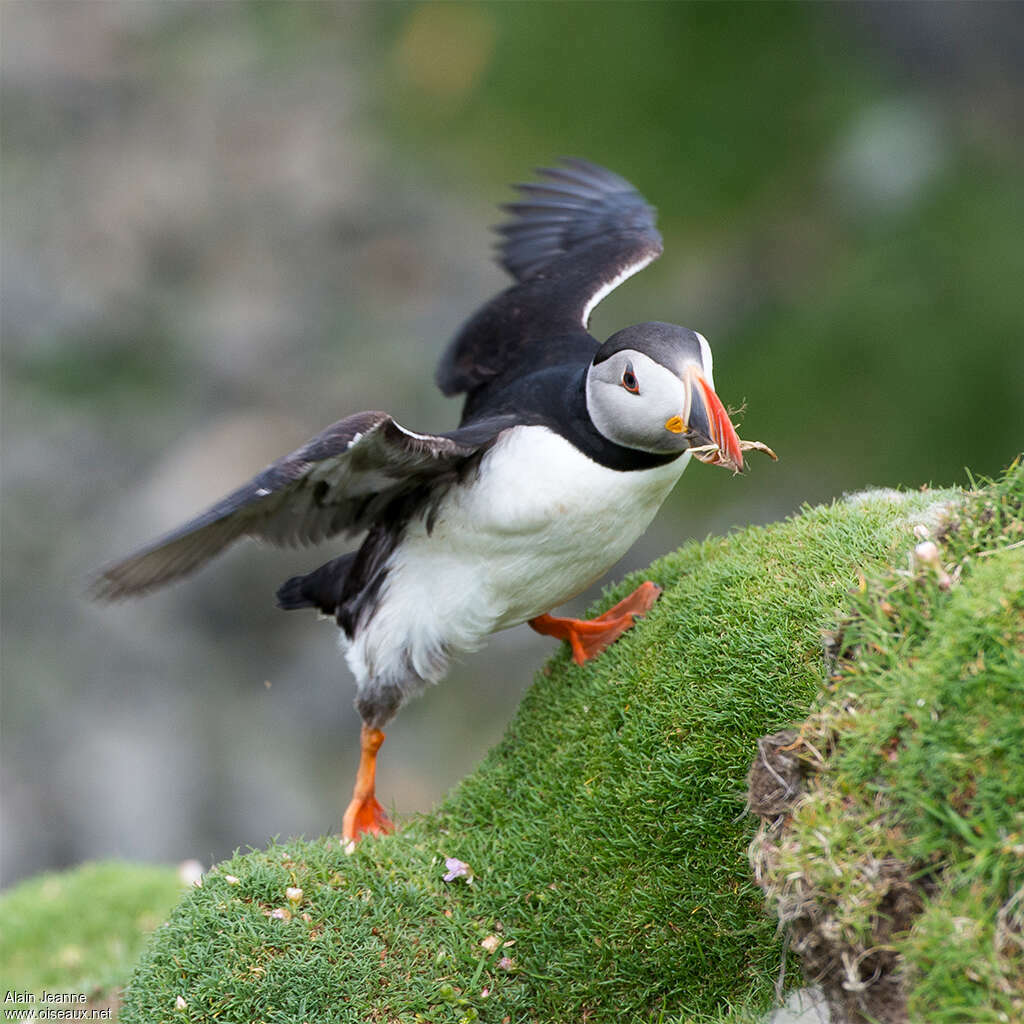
xmin=585 ymin=321 xmax=744 ymax=471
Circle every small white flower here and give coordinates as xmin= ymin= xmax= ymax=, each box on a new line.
xmin=914 ymin=540 xmax=952 ymax=589
xmin=442 ymin=856 xmax=473 ymax=883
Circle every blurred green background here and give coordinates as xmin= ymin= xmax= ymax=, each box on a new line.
xmin=2 ymin=1 xmax=1021 ymax=888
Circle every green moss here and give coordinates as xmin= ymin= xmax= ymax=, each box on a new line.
xmin=0 ymin=861 xmax=185 ymax=1001
xmin=751 ymin=460 xmax=1024 ymax=1022
xmin=118 ymin=484 xmax=957 ymax=1024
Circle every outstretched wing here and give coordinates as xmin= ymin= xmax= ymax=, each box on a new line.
xmin=436 ymin=158 xmax=663 ymax=402
xmin=495 ymin=158 xmax=661 ymax=288
xmin=91 ymin=411 xmax=512 ymax=600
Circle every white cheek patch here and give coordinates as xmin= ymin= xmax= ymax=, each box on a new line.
xmin=587 ymin=353 xmax=691 ymax=453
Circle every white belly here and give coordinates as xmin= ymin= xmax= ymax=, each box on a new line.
xmin=454 ymin=426 xmax=689 ymax=627
xmin=345 ymin=426 xmax=689 ymax=689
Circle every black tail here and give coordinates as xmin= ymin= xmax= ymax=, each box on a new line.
xmin=276 ymin=552 xmax=356 ymax=616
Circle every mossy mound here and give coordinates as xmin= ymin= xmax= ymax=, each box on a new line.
xmin=0 ymin=860 xmax=186 ymax=1009
xmin=750 ymin=461 xmax=1024 ymax=1023
xmin=117 ymin=482 xmax=963 ymax=1024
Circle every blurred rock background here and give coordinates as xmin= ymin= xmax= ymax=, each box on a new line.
xmin=2 ymin=2 xmax=1021 ymax=887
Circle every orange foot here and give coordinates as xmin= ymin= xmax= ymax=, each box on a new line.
xmin=342 ymin=724 xmax=395 ymax=843
xmin=528 ymin=580 xmax=662 ymax=665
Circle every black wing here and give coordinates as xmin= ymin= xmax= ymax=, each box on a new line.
xmin=436 ymin=158 xmax=663 ymax=404
xmin=91 ymin=411 xmax=513 ymax=600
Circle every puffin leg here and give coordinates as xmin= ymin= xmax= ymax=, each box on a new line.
xmin=342 ymin=723 xmax=395 ymax=842
xmin=528 ymin=581 xmax=662 ymax=665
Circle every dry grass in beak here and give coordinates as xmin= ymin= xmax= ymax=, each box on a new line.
xmin=690 ymin=437 xmax=779 ymax=470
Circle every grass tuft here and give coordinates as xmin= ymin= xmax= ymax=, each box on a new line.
xmin=750 ymin=458 xmax=1024 ymax=1023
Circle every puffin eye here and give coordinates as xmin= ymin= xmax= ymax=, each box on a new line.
xmin=621 ymin=363 xmax=639 ymax=394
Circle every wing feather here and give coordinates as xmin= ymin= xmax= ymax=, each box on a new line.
xmin=437 ymin=159 xmax=663 ymax=401
xmin=91 ymin=411 xmax=510 ymax=600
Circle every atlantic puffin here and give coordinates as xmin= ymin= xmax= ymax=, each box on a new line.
xmin=93 ymin=159 xmax=748 ymax=842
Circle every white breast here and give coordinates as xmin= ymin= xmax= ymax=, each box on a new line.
xmin=344 ymin=426 xmax=689 ymax=692
xmin=452 ymin=426 xmax=689 ymax=626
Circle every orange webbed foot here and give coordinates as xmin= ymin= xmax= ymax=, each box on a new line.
xmin=528 ymin=580 xmax=662 ymax=665
xmin=342 ymin=724 xmax=395 ymax=844
xmin=342 ymin=793 xmax=394 ymax=841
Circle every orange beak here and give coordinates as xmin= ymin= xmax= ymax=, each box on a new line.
xmin=683 ymin=369 xmax=745 ymax=473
